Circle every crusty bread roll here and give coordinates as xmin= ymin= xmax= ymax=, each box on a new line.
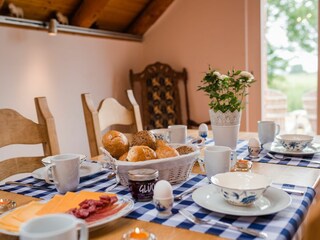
xmin=131 ymin=130 xmax=156 ymax=150
xmin=176 ymin=146 xmax=194 ymax=155
xmin=127 ymin=146 xmax=157 ymax=162
xmin=156 ymin=145 xmax=179 ymax=159
xmin=119 ymin=152 xmax=128 ymax=161
xmin=155 ymin=139 xmax=168 ymax=148
xmin=102 ymin=130 xmax=129 ymax=159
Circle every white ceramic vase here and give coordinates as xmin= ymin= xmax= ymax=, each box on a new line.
xmin=209 ymin=110 xmax=241 ymax=150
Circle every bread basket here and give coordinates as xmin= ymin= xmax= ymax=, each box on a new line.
xmin=103 ymin=144 xmax=200 ymax=186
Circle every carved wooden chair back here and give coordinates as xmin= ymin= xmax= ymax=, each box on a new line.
xmin=130 ymin=62 xmax=194 ymax=129
xmin=81 ymin=92 xmax=143 ymax=157
xmin=0 ymin=97 xmax=60 ymax=181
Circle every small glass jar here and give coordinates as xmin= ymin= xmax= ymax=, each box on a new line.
xmin=231 ymin=159 xmax=252 ymax=172
xmin=128 ymin=169 xmax=159 ymax=202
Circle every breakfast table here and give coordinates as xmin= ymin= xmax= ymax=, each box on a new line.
xmin=0 ymin=130 xmax=320 ymax=240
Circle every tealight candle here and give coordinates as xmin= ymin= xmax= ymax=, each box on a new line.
xmin=122 ymin=227 xmax=157 ymax=240
xmin=0 ymin=198 xmax=16 ymax=214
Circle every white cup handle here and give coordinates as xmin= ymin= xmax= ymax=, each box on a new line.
xmin=77 ymin=220 xmax=89 ymax=240
xmin=44 ymin=164 xmax=56 ymax=185
xmin=275 ymin=124 xmax=280 ymax=135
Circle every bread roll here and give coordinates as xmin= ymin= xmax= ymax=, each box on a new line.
xmin=102 ymin=130 xmax=129 ymax=159
xmin=156 ymin=145 xmax=179 ymax=159
xmin=155 ymin=139 xmax=168 ymax=148
xmin=131 ymin=130 xmax=156 ymax=150
xmin=127 ymin=146 xmax=157 ymax=162
xmin=119 ymin=152 xmax=128 ymax=161
xmin=176 ymin=146 xmax=194 ymax=155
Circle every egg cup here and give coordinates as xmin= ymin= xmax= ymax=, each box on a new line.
xmin=248 ymin=146 xmax=261 ymax=158
xmin=153 ymin=197 xmax=173 ymax=218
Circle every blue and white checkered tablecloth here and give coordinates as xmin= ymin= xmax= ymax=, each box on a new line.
xmin=202 ymin=138 xmax=320 ymax=169
xmin=0 ymin=169 xmax=315 ymax=240
xmin=235 ymin=140 xmax=320 ymax=169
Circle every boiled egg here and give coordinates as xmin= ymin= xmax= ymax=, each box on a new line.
xmin=153 ymin=180 xmax=173 ymax=199
xmin=248 ymin=137 xmax=261 ymax=148
xmin=199 ymin=123 xmax=208 ymax=138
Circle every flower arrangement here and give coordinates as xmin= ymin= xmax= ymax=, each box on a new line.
xmin=198 ymin=67 xmax=255 ymax=113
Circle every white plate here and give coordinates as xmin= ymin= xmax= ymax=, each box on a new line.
xmin=32 ymin=162 xmax=102 ymax=180
xmin=264 ymin=142 xmax=320 ymax=156
xmin=0 ymin=196 xmax=134 ymax=236
xmin=192 ymin=185 xmax=291 ymax=216
xmin=42 ymin=154 xmax=87 ymax=166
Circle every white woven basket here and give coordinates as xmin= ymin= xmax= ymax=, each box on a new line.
xmin=109 ymin=144 xmax=199 ymax=186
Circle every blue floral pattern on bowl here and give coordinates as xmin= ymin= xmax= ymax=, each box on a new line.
xmin=276 ymin=134 xmax=313 ymax=152
xmin=219 ymin=187 xmax=266 ymax=206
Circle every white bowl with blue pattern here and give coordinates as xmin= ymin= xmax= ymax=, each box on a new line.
xmin=276 ymin=134 xmax=313 ymax=152
xmin=211 ymin=172 xmax=272 ymax=206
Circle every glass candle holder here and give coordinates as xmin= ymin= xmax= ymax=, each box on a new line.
xmin=122 ymin=227 xmax=157 ymax=240
xmin=0 ymin=198 xmax=16 ymax=214
xmin=231 ymin=159 xmax=252 ymax=172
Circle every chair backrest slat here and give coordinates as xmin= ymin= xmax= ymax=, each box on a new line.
xmin=81 ymin=93 xmax=142 ymax=157
xmin=0 ymin=109 xmax=45 ymax=146
xmin=0 ymin=97 xmax=60 ymax=181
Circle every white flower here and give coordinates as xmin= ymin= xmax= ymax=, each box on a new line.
xmin=239 ymin=71 xmax=254 ymax=79
xmin=213 ymin=71 xmax=221 ymax=78
xmin=219 ymin=74 xmax=228 ymax=80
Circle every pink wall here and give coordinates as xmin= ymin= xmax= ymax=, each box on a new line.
xmin=0 ymin=0 xmax=261 ymax=159
xmin=0 ymin=26 xmax=143 ymax=158
xmin=141 ymin=0 xmax=261 ymax=130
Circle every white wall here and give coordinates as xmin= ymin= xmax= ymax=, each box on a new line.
xmin=0 ymin=26 xmax=143 ymax=159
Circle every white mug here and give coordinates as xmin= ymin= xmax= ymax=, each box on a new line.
xmin=44 ymin=154 xmax=80 ymax=194
xmin=204 ymin=145 xmax=232 ymax=181
xmin=20 ymin=214 xmax=88 ymax=240
xmin=168 ymin=125 xmax=187 ymax=144
xmin=258 ymin=121 xmax=280 ymax=145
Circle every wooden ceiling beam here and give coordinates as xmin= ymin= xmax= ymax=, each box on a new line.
xmin=71 ymin=0 xmax=110 ymax=28
xmin=127 ymin=0 xmax=174 ymax=36
xmin=0 ymin=0 xmax=5 ymax=9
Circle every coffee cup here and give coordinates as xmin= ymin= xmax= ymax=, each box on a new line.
xmin=258 ymin=121 xmax=280 ymax=145
xmin=44 ymin=154 xmax=80 ymax=194
xmin=203 ymin=145 xmax=232 ymax=181
xmin=168 ymin=125 xmax=187 ymax=144
xmin=20 ymin=214 xmax=88 ymax=240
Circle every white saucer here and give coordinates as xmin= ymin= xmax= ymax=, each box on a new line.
xmin=32 ymin=162 xmax=102 ymax=180
xmin=264 ymin=142 xmax=320 ymax=156
xmin=192 ymin=185 xmax=291 ymax=216
xmin=41 ymin=154 xmax=86 ymax=166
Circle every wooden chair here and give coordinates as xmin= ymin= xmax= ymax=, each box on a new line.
xmin=130 ymin=62 xmax=201 ymax=130
xmin=81 ymin=92 xmax=143 ymax=158
xmin=264 ymin=88 xmax=287 ymax=131
xmin=0 ymin=97 xmax=60 ymax=181
xmin=302 ymin=90 xmax=317 ymax=133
